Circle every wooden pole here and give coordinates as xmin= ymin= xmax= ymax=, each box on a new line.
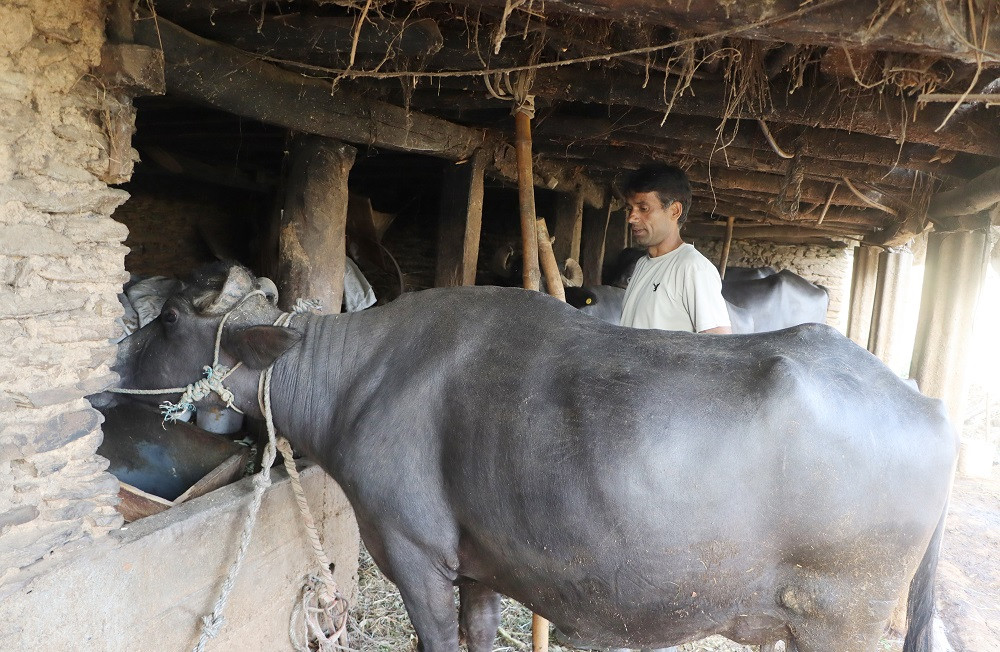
xmin=718 ymin=215 xmax=736 ymax=279
xmin=436 ymin=151 xmax=486 ymax=287
xmin=536 ymin=219 xmax=565 ymax=302
xmin=516 ymin=101 xmax=549 ymax=652
xmin=515 ymin=109 xmax=541 ymax=291
xmin=532 ymin=613 xmax=549 ymax=652
xmin=277 ymin=135 xmax=356 ymax=313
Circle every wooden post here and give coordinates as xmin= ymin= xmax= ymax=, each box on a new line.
xmin=846 ymin=245 xmax=880 ymax=347
xmin=867 ymin=248 xmax=911 ymax=370
xmin=552 ymin=190 xmax=584 ymax=266
xmin=581 ymin=194 xmax=613 ymax=286
xmin=532 ymin=613 xmax=549 ymax=652
xmin=718 ymin=215 xmax=736 ymax=279
xmin=277 ymin=135 xmax=356 ymax=313
xmin=603 ymin=204 xmax=629 ymax=274
xmin=910 ymin=227 xmax=989 ymax=433
xmin=436 ymin=151 xmax=486 ymax=287
xmin=537 ymin=219 xmax=565 ymax=302
xmin=515 ymin=110 xmax=541 ymax=291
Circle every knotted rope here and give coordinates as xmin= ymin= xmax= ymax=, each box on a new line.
xmin=109 ymin=290 xmax=267 ymax=424
xmin=108 ymin=286 xmax=347 ymax=651
xmin=192 ymin=297 xmax=349 ymax=652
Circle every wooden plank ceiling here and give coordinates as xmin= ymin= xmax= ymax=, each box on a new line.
xmin=141 ymin=0 xmax=1000 ymax=246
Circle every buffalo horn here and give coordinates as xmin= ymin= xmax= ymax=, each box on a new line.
xmin=257 ymin=277 xmax=279 ymax=304
xmin=203 ymin=265 xmax=257 ymax=315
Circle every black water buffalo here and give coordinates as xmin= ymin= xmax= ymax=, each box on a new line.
xmin=105 ymin=263 xmax=955 ymax=652
xmin=722 ymin=270 xmax=829 ymax=332
xmin=565 ymin=285 xmax=755 ymax=333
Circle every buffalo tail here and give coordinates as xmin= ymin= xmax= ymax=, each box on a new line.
xmin=902 ymin=500 xmax=949 ymax=652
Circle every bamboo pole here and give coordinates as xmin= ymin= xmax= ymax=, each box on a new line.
xmin=515 ymin=110 xmax=541 ymax=291
xmin=532 ymin=613 xmax=549 ymax=652
xmin=536 ymin=218 xmax=565 ymax=302
xmin=515 ymin=101 xmax=548 ymax=652
xmin=718 ymin=215 xmax=736 ymax=279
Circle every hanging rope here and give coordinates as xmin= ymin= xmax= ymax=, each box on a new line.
xmin=109 ymin=286 xmax=347 ymax=651
xmin=191 ymin=297 xmax=349 ymax=652
xmin=774 ymin=145 xmax=804 ymax=218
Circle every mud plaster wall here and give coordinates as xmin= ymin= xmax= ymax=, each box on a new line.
xmin=0 ymin=0 xmax=131 ymax=593
xmin=689 ymin=238 xmax=854 ymax=332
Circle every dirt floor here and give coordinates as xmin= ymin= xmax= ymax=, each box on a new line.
xmin=937 ymin=473 xmax=1000 ymax=651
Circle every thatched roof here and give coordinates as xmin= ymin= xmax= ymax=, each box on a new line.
xmin=127 ymin=0 xmax=1000 ymax=246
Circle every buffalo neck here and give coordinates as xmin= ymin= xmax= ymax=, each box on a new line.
xmin=265 ymin=310 xmax=359 ymax=468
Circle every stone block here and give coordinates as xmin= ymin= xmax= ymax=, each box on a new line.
xmin=0 ymin=7 xmax=33 ymax=56
xmin=0 ymin=506 xmax=39 ymax=532
xmin=15 ymin=407 xmax=100 ymax=457
xmin=0 ymin=224 xmax=75 ymax=256
xmin=39 ymin=499 xmax=96 ymax=523
xmin=0 ymin=522 xmax=78 ymax=571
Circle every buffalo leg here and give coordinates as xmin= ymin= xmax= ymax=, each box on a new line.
xmin=383 ymin=537 xmax=461 ymax=652
xmin=458 ymin=578 xmax=502 ymax=652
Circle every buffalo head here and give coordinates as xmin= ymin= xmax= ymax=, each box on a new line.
xmin=91 ymin=263 xmax=302 ymax=418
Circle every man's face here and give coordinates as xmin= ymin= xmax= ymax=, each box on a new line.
xmin=626 ymin=191 xmax=681 ymax=249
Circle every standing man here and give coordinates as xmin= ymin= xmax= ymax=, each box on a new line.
xmin=620 ymin=164 xmax=731 ymax=334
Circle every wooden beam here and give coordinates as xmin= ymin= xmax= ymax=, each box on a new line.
xmin=194 ymin=14 xmax=444 ymax=61
xmin=688 ymin=196 xmax=886 ymax=231
xmin=449 ymin=0 xmax=999 ymax=63
xmin=552 ymin=190 xmax=584 ymax=265
xmin=928 ymin=166 xmax=1000 ymax=220
xmin=533 ymin=116 xmax=934 ymax=188
xmin=531 ymin=68 xmax=1000 ymax=158
xmin=683 ymin=222 xmax=859 ymax=243
xmin=277 ymin=136 xmax=355 ymax=313
xmin=133 ymin=14 xmax=482 ymax=159
xmin=131 ymin=13 xmax=607 ymax=207
xmin=581 ymin=196 xmax=612 ymax=285
xmin=95 ymin=43 xmax=165 ymax=96
xmin=603 ymin=206 xmax=629 ymax=273
xmin=436 ymin=151 xmax=486 ymax=287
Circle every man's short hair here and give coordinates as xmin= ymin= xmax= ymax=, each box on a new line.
xmin=623 ymin=164 xmax=692 ymax=223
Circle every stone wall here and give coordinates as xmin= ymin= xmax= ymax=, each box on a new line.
xmin=690 ymin=237 xmax=854 ymax=332
xmin=0 ymin=0 xmax=130 ymax=591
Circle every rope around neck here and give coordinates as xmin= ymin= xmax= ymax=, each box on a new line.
xmin=192 ymin=299 xmax=349 ymax=652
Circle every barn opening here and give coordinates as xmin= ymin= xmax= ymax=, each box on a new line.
xmin=3 ymin=0 xmax=1000 ymax=650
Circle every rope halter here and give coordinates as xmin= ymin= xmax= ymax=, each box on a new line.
xmin=109 ymin=288 xmax=269 ymax=424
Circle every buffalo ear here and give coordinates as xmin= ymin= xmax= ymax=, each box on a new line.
xmin=224 ymin=325 xmax=302 ymax=370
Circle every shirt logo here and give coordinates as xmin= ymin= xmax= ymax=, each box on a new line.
xmin=652 ymin=282 xmax=660 ymax=292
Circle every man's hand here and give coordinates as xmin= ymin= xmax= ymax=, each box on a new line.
xmin=700 ymin=326 xmax=732 ymax=334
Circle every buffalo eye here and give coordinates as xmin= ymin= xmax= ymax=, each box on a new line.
xmin=161 ymin=308 xmax=179 ymax=324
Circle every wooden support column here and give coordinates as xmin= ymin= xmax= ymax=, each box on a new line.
xmin=846 ymin=245 xmax=880 ymax=347
xmin=537 ymin=219 xmax=565 ymax=302
xmin=277 ymin=135 xmax=356 ymax=314
xmin=867 ymin=249 xmax=911 ymax=370
xmin=581 ymin=196 xmax=613 ymax=286
xmin=435 ymin=151 xmax=486 ymax=287
xmin=718 ymin=215 xmax=736 ymax=279
xmin=602 ymin=205 xmax=629 ymax=275
xmin=552 ymin=190 xmax=584 ymax=266
xmin=910 ymin=228 xmax=990 ymax=440
xmin=515 ymin=110 xmax=541 ymax=291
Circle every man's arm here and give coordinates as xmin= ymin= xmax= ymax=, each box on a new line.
xmin=699 ymin=325 xmax=732 ymax=334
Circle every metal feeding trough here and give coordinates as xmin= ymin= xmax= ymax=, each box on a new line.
xmin=98 ymin=402 xmax=251 ymax=522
